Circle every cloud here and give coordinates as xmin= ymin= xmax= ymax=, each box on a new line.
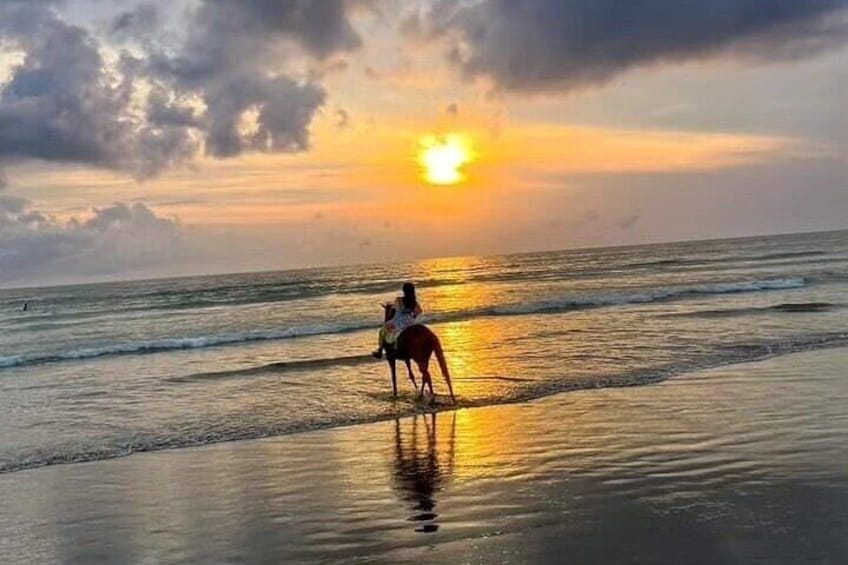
xmin=196 ymin=0 xmax=362 ymax=60
xmin=109 ymin=2 xmax=161 ymax=39
xmin=0 ymin=0 xmax=366 ymax=183
xmin=0 ymin=199 xmax=191 ymax=284
xmin=142 ymin=0 xmax=366 ymax=157
xmin=0 ymin=2 xmax=169 ymax=178
xmin=0 ymin=194 xmax=28 ymax=215
xmin=335 ymin=108 xmax=351 ymax=130
xmin=420 ymin=0 xmax=848 ymax=92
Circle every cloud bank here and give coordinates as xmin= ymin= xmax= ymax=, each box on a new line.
xmin=2 ymin=0 xmax=845 ymax=186
xmin=0 ymin=0 xmax=365 ymax=183
xmin=414 ymin=0 xmax=848 ymax=92
xmin=0 ymin=198 xmax=189 ymax=284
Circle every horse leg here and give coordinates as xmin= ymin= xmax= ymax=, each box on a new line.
xmin=388 ymin=357 xmax=398 ymax=398
xmin=416 ymin=359 xmax=427 ymax=399
xmin=405 ymin=359 xmax=416 ymax=388
xmin=417 ymin=357 xmax=434 ymax=398
xmin=424 ymin=367 xmax=434 ymax=396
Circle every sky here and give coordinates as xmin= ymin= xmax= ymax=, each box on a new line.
xmin=0 ymin=0 xmax=846 ymax=287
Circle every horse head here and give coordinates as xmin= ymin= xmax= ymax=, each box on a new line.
xmin=383 ymin=303 xmax=396 ymax=323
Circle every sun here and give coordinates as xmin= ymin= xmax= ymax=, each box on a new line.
xmin=418 ymin=133 xmax=475 ymax=185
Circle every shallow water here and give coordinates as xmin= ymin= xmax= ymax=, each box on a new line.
xmin=1 ymin=230 xmax=848 ymax=472
xmin=1 ymin=347 xmax=845 ymax=564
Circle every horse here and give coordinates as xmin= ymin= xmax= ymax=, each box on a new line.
xmin=381 ymin=304 xmax=456 ymax=403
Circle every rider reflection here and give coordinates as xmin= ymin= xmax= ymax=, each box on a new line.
xmin=391 ymin=412 xmax=456 ymax=533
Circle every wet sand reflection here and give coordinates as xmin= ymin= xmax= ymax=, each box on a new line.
xmin=391 ymin=412 xmax=456 ymax=533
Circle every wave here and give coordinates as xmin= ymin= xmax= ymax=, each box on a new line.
xmin=3 ymin=330 xmax=847 ymax=475
xmin=169 ymin=358 xmax=538 ymax=384
xmin=0 ymin=322 xmax=376 ymax=369
xmin=0 ymin=277 xmax=807 ymax=370
xmin=169 ymin=354 xmax=374 ymax=382
xmin=485 ymin=277 xmax=807 ymax=316
xmin=8 ymin=277 xmax=468 ymax=324
xmin=622 ymin=250 xmax=829 ymax=270
xmin=813 ymin=270 xmax=848 ymax=283
xmin=666 ymin=302 xmax=839 ymax=318
xmin=623 ymin=258 xmax=691 ymax=269
xmin=753 ymin=250 xmax=830 ymax=261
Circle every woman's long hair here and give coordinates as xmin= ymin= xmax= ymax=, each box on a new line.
xmin=402 ymin=282 xmax=416 ymax=310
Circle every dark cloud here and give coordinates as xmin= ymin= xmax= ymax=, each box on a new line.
xmin=0 ymin=2 xmax=199 ymax=180
xmin=200 ymin=0 xmax=361 ymax=59
xmin=195 ymin=74 xmax=325 ymax=157
xmin=335 ymin=108 xmax=351 ymax=130
xmin=422 ymin=0 xmax=848 ymax=92
xmin=128 ymin=0 xmax=365 ymax=158
xmin=0 ymin=3 xmax=148 ymax=173
xmin=0 ymin=200 xmax=189 ymax=283
xmin=148 ymin=0 xmax=360 ymax=86
xmin=110 ymin=3 xmax=161 ymax=38
xmin=0 ymin=0 xmax=365 ymax=183
xmin=0 ymin=194 xmax=29 ymax=215
xmin=145 ymin=85 xmax=202 ymax=130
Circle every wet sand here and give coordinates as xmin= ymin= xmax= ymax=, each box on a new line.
xmin=1 ymin=347 xmax=847 ymax=564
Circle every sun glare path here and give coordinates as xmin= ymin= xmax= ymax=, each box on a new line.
xmin=418 ymin=134 xmax=474 ymax=186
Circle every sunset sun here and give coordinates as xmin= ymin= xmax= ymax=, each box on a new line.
xmin=418 ymin=133 xmax=475 ymax=185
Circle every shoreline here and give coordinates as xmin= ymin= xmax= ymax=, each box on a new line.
xmin=2 ymin=347 xmax=847 ymax=563
xmin=3 ymin=334 xmax=848 ymax=476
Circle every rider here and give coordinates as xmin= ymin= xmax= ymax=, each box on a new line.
xmin=372 ymin=282 xmax=422 ymax=359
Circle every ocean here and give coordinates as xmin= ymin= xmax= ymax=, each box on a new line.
xmin=2 ymin=230 xmax=847 ymax=475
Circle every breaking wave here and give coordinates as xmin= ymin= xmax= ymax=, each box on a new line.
xmin=0 ymin=277 xmax=807 ymax=369
xmin=666 ymin=302 xmax=839 ymax=318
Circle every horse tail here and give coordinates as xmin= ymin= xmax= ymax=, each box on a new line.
xmin=432 ymin=332 xmax=456 ymax=403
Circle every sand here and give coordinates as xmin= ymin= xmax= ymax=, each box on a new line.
xmin=1 ymin=347 xmax=847 ymax=564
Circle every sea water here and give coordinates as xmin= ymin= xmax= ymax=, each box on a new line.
xmin=1 ymin=230 xmax=847 ymax=473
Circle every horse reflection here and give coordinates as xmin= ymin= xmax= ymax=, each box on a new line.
xmin=391 ymin=412 xmax=456 ymax=533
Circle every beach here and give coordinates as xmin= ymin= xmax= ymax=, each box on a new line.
xmin=2 ymin=346 xmax=846 ymax=564
xmin=2 ymin=1 xmax=846 ymax=562
xmin=4 ymin=231 xmax=848 ymax=475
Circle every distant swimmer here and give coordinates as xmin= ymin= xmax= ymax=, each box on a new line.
xmin=22 ymin=302 xmax=28 ymax=312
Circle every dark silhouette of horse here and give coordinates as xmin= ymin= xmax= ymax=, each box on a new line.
xmin=391 ymin=412 xmax=456 ymax=532
xmin=382 ymin=304 xmax=456 ymax=402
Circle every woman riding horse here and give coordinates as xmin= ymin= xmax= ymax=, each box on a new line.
xmin=372 ymin=282 xmax=455 ymax=402
xmin=372 ymin=282 xmax=422 ymax=360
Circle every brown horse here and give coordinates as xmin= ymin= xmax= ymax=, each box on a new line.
xmin=382 ymin=305 xmax=456 ymax=403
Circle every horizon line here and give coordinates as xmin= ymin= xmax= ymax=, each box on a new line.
xmin=2 ymin=226 xmax=846 ymax=293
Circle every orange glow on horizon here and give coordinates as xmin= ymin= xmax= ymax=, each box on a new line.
xmin=12 ymin=116 xmax=799 ymax=230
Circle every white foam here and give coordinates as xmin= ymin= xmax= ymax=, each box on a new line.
xmin=0 ymin=321 xmax=374 ymax=368
xmin=0 ymin=277 xmax=807 ymax=369
xmin=488 ymin=277 xmax=807 ymax=316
